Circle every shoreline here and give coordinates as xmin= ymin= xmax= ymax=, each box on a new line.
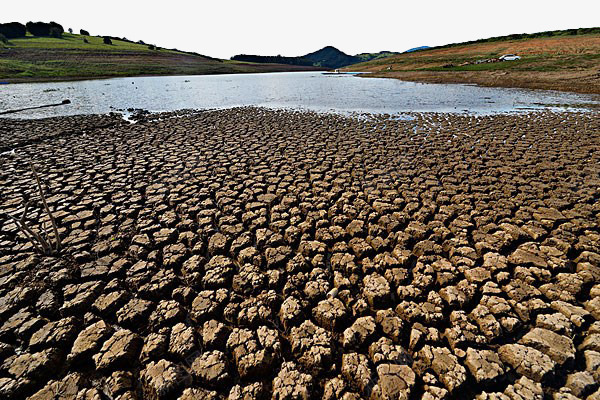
xmin=0 ymin=108 xmax=599 ymax=399
xmin=355 ymin=70 xmax=600 ymax=96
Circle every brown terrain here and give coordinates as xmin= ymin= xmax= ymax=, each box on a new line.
xmin=0 ymin=108 xmax=599 ymax=399
xmin=350 ymin=35 xmax=600 ymax=94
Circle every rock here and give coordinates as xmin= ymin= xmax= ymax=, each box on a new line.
xmin=372 ymin=363 xmax=416 ymax=400
xmin=503 ymin=376 xmax=543 ymax=400
xmin=116 ymin=298 xmax=154 ymax=328
xmin=140 ymin=332 xmax=168 ymax=363
xmin=421 ymin=346 xmax=467 ymax=392
xmin=564 ymin=371 xmax=597 ymax=398
xmin=29 ymin=317 xmax=79 ymax=349
xmin=375 ymin=309 xmax=404 ymax=343
xmin=368 ymin=337 xmax=411 ymax=365
xmin=280 ymin=296 xmax=304 ymax=330
xmin=290 ymin=320 xmax=333 ymax=373
xmin=535 ymin=313 xmax=573 ymax=336
xmin=272 ymin=361 xmax=313 ymax=400
xmin=169 ymin=323 xmax=196 ymax=358
xmin=519 ymin=328 xmax=575 ymax=366
xmin=105 ymin=370 xmax=133 ymax=398
xmin=313 ymin=298 xmax=348 ymax=331
xmin=363 ymin=273 xmax=392 ymax=308
xmin=343 ymin=316 xmax=377 ymax=349
xmin=149 ymin=300 xmax=184 ymax=327
xmin=190 ymin=350 xmax=230 ymax=386
xmin=341 ymin=352 xmax=373 ymax=393
xmin=7 ymin=348 xmax=61 ymax=380
xmin=68 ymin=320 xmax=112 ymax=363
xmin=228 ymin=382 xmax=268 ymax=400
xmin=179 ymin=388 xmax=219 ymax=400
xmin=465 ymin=348 xmax=505 ymax=383
xmin=28 ymin=372 xmax=85 ymax=400
xmin=202 ymin=319 xmax=230 ymax=349
xmin=203 ymin=255 xmax=235 ymax=288
xmin=579 ymin=334 xmax=600 ymax=352
xmin=93 ymin=329 xmax=142 ymax=370
xmin=227 ymin=328 xmax=276 ymax=379
xmin=141 ymin=359 xmax=190 ymax=400
xmin=498 ymin=344 xmax=555 ymax=382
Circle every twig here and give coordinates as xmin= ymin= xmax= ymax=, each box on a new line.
xmin=31 ymin=164 xmax=62 ymax=252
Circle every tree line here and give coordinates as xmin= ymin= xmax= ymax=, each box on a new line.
xmin=0 ymin=21 xmax=68 ymax=39
xmin=231 ymin=54 xmax=314 ymax=66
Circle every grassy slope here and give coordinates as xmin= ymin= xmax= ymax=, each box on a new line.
xmin=347 ymin=34 xmax=600 ymax=94
xmin=0 ymin=33 xmax=319 ymax=82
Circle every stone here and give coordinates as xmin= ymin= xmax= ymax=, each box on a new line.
xmin=94 ymin=329 xmax=142 ymax=370
xmin=498 ymin=344 xmax=555 ymax=382
xmin=141 ymin=359 xmax=190 ymax=400
xmin=68 ymin=320 xmax=112 ymax=363
xmin=343 ymin=316 xmax=377 ymax=349
xmin=290 ymin=320 xmax=333 ymax=373
xmin=169 ymin=323 xmax=196 ymax=358
xmin=190 ymin=350 xmax=230 ymax=386
xmin=313 ymin=298 xmax=348 ymax=331
xmin=519 ymin=328 xmax=575 ymax=366
xmin=272 ymin=362 xmax=313 ymax=400
xmin=465 ymin=348 xmax=505 ymax=383
xmin=363 ymin=273 xmax=392 ymax=308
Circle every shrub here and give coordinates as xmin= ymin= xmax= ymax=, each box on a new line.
xmin=0 ymin=33 xmax=8 ymax=44
xmin=80 ymin=29 xmax=90 ymax=36
xmin=68 ymin=28 xmax=73 ymax=34
xmin=49 ymin=27 xmax=62 ymax=38
xmin=103 ymin=36 xmax=112 ymax=45
xmin=148 ymin=44 xmax=155 ymax=50
xmin=0 ymin=22 xmax=26 ymax=38
xmin=83 ymin=37 xmax=89 ymax=43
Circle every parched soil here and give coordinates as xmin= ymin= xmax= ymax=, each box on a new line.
xmin=0 ymin=108 xmax=599 ymax=399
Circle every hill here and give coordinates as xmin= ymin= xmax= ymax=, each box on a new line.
xmin=231 ymin=47 xmax=399 ymax=70
xmin=0 ymin=32 xmax=321 ymax=83
xmin=301 ymin=46 xmax=360 ymax=69
xmin=347 ymin=28 xmax=600 ymax=94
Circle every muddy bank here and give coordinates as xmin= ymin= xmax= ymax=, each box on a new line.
xmin=359 ymin=70 xmax=600 ymax=96
xmin=0 ymin=108 xmax=599 ymax=399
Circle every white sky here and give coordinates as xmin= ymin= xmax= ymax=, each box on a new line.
xmin=4 ymin=0 xmax=599 ymax=59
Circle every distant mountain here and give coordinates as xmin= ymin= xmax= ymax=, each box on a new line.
xmin=301 ymin=46 xmax=360 ymax=69
xmin=404 ymin=46 xmax=430 ymax=53
xmin=231 ymin=46 xmax=398 ymax=69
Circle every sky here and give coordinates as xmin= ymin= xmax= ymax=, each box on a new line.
xmin=4 ymin=0 xmax=599 ymax=59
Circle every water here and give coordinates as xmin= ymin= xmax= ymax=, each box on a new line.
xmin=1 ymin=71 xmax=598 ymax=119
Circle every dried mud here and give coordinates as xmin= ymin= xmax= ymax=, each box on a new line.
xmin=0 ymin=108 xmax=599 ymax=399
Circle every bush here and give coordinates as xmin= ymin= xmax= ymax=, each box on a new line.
xmin=49 ymin=27 xmax=62 ymax=38
xmin=80 ymin=29 xmax=90 ymax=36
xmin=68 ymin=28 xmax=73 ymax=34
xmin=0 ymin=33 xmax=8 ymax=44
xmin=148 ymin=44 xmax=155 ymax=50
xmin=0 ymin=22 xmax=26 ymax=39
xmin=103 ymin=36 xmax=112 ymax=45
xmin=83 ymin=37 xmax=89 ymax=43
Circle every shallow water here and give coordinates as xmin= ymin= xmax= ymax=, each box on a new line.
xmin=1 ymin=71 xmax=598 ymax=118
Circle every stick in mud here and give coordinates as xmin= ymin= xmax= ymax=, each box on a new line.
xmin=0 ymin=99 xmax=71 ymax=116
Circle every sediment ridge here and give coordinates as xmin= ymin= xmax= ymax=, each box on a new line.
xmin=0 ymin=108 xmax=599 ymax=399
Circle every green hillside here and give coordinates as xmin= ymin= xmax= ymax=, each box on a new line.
xmin=0 ymin=33 xmax=317 ymax=82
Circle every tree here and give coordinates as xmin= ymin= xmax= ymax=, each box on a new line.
xmin=49 ymin=27 xmax=62 ymax=38
xmin=26 ymin=21 xmax=63 ymax=37
xmin=0 ymin=22 xmax=26 ymax=39
xmin=80 ymin=29 xmax=90 ymax=36
xmin=103 ymin=36 xmax=112 ymax=45
xmin=68 ymin=28 xmax=73 ymax=34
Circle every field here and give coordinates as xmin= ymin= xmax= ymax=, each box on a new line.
xmin=0 ymin=109 xmax=599 ymax=399
xmin=0 ymin=34 xmax=321 ymax=82
xmin=348 ymin=34 xmax=600 ymax=94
